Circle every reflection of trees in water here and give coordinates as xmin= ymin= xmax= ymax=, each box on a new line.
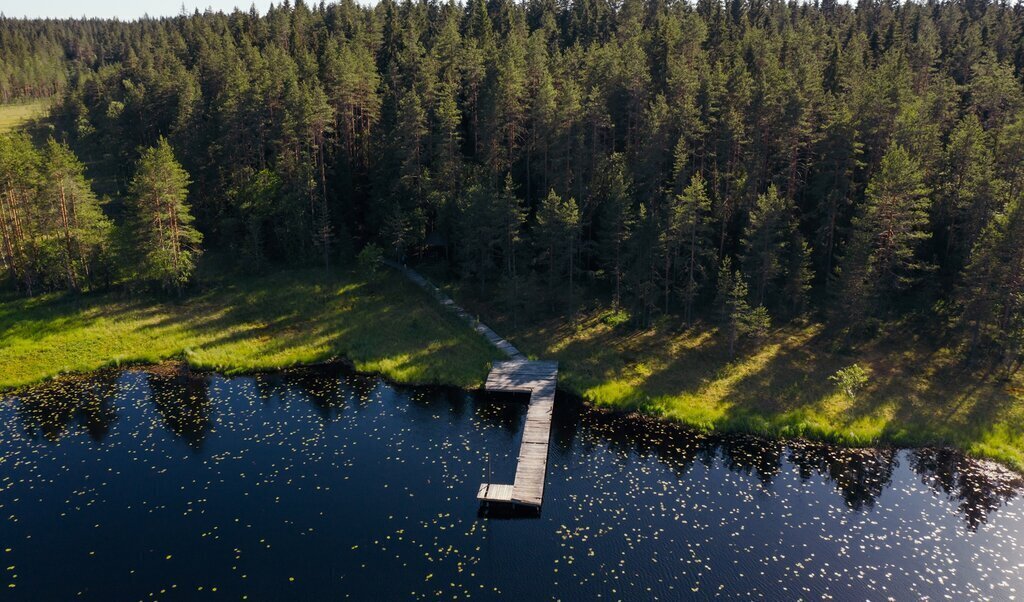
xmin=281 ymin=368 xmax=349 ymax=421
xmin=787 ymin=444 xmax=898 ymax=511
xmin=148 ymin=370 xmax=212 ymax=452
xmin=910 ymin=448 xmax=1024 ymax=530
xmin=13 ymin=371 xmax=120 ymax=442
xmin=721 ymin=436 xmax=786 ymax=485
xmin=8 ymin=365 xmax=1022 ymax=529
xmin=556 ymin=394 xmax=1022 ymax=526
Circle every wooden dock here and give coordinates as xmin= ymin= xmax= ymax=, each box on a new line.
xmin=383 ymin=261 xmax=558 ymax=512
xmin=477 ymin=360 xmax=558 ymax=510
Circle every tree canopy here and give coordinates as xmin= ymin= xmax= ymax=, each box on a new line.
xmin=1 ymin=0 xmax=1023 ymax=361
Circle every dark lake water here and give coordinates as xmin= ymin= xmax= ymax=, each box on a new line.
xmin=2 ymin=365 xmax=1023 ymax=600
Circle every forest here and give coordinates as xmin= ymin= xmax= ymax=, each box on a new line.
xmin=0 ymin=0 xmax=1023 ymax=370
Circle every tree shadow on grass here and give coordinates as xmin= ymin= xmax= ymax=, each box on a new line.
xmin=129 ymin=270 xmax=500 ymax=386
xmin=625 ymin=322 xmax=842 ymax=423
xmin=0 ymin=292 xmax=170 ymax=344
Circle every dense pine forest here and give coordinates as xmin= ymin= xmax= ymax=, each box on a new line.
xmin=1 ymin=0 xmax=1023 ymax=369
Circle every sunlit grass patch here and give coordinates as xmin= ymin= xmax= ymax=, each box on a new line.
xmin=0 ymin=99 xmax=49 ymax=132
xmin=485 ymin=301 xmax=1024 ymax=471
xmin=0 ymin=269 xmax=501 ymax=391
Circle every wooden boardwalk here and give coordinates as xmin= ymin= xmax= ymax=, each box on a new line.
xmin=383 ymin=261 xmax=558 ymax=512
xmin=384 ymin=259 xmax=525 ymax=360
xmin=477 ymin=359 xmax=558 ymax=510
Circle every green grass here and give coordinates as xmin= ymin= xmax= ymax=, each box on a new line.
xmin=427 ymin=273 xmax=1024 ymax=472
xmin=0 ymin=100 xmax=49 ymax=133
xmin=0 ymin=268 xmax=501 ymax=391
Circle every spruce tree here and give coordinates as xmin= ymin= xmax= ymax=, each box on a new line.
xmin=717 ymin=257 xmax=771 ymax=357
xmin=674 ymin=172 xmax=713 ymax=324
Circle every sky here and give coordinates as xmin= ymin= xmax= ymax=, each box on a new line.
xmin=0 ymin=0 xmax=268 ymax=20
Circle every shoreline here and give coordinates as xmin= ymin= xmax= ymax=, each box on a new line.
xmin=1 ymin=267 xmax=1021 ymax=474
xmin=6 ymin=355 xmax=1024 ymax=480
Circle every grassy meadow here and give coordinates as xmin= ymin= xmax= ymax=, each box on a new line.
xmin=0 ymin=99 xmax=49 ymax=132
xmin=0 ymin=268 xmax=501 ymax=392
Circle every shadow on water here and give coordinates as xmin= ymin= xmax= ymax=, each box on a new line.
xmin=3 ymin=363 xmax=1022 ymax=529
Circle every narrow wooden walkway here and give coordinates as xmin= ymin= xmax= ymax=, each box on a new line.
xmin=383 ymin=260 xmax=558 ymax=511
xmin=384 ymin=259 xmax=524 ymax=360
xmin=477 ymin=359 xmax=558 ymax=509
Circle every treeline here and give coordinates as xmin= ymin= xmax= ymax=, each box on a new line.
xmin=1 ymin=0 xmax=1023 ymax=362
xmin=0 ymin=134 xmax=200 ymax=294
xmin=0 ymin=19 xmax=69 ymax=102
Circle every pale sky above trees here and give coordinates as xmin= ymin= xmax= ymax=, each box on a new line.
xmin=3 ymin=1 xmax=266 ymax=20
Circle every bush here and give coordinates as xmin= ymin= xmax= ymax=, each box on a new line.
xmin=600 ymin=309 xmax=631 ymax=327
xmin=829 ymin=363 xmax=871 ymax=399
xmin=357 ymin=243 xmax=384 ymax=275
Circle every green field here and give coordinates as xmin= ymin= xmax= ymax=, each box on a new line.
xmin=0 ymin=100 xmax=49 ymax=132
xmin=0 ymin=268 xmax=501 ymax=392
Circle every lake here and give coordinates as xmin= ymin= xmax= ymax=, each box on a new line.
xmin=1 ymin=365 xmax=1022 ymax=599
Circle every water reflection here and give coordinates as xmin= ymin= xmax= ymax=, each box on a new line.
xmin=12 ymin=371 xmax=119 ymax=442
xmin=147 ymin=369 xmax=212 ymax=451
xmin=911 ymin=447 xmax=1024 ymax=529
xmin=4 ymin=364 xmax=1022 ymax=529
xmin=788 ymin=444 xmax=898 ymax=511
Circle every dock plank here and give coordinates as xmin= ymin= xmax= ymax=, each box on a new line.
xmin=478 ymin=359 xmax=558 ymax=511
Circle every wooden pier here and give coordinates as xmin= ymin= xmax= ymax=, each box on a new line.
xmin=477 ymin=359 xmax=558 ymax=510
xmin=384 ymin=261 xmax=559 ymax=512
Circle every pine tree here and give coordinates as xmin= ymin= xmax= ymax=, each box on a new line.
xmin=534 ymin=189 xmax=580 ymax=310
xmin=39 ymin=138 xmax=111 ymax=291
xmin=841 ymin=144 xmax=932 ymax=315
xmin=674 ymin=172 xmax=713 ymax=324
xmin=496 ymin=174 xmax=527 ymax=323
xmin=741 ymin=185 xmax=794 ymax=308
xmin=0 ymin=133 xmax=40 ymax=294
xmin=939 ymin=113 xmax=1002 ymax=272
xmin=784 ymin=235 xmax=814 ymax=317
xmin=458 ymin=183 xmax=503 ymax=294
xmin=594 ymin=154 xmax=634 ymax=309
xmin=126 ymin=137 xmax=202 ymax=292
xmin=959 ymin=194 xmax=1024 ymax=366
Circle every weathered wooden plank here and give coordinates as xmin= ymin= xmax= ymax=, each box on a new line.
xmin=478 ymin=359 xmax=557 ymax=511
xmin=477 ymin=483 xmax=515 ymax=502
